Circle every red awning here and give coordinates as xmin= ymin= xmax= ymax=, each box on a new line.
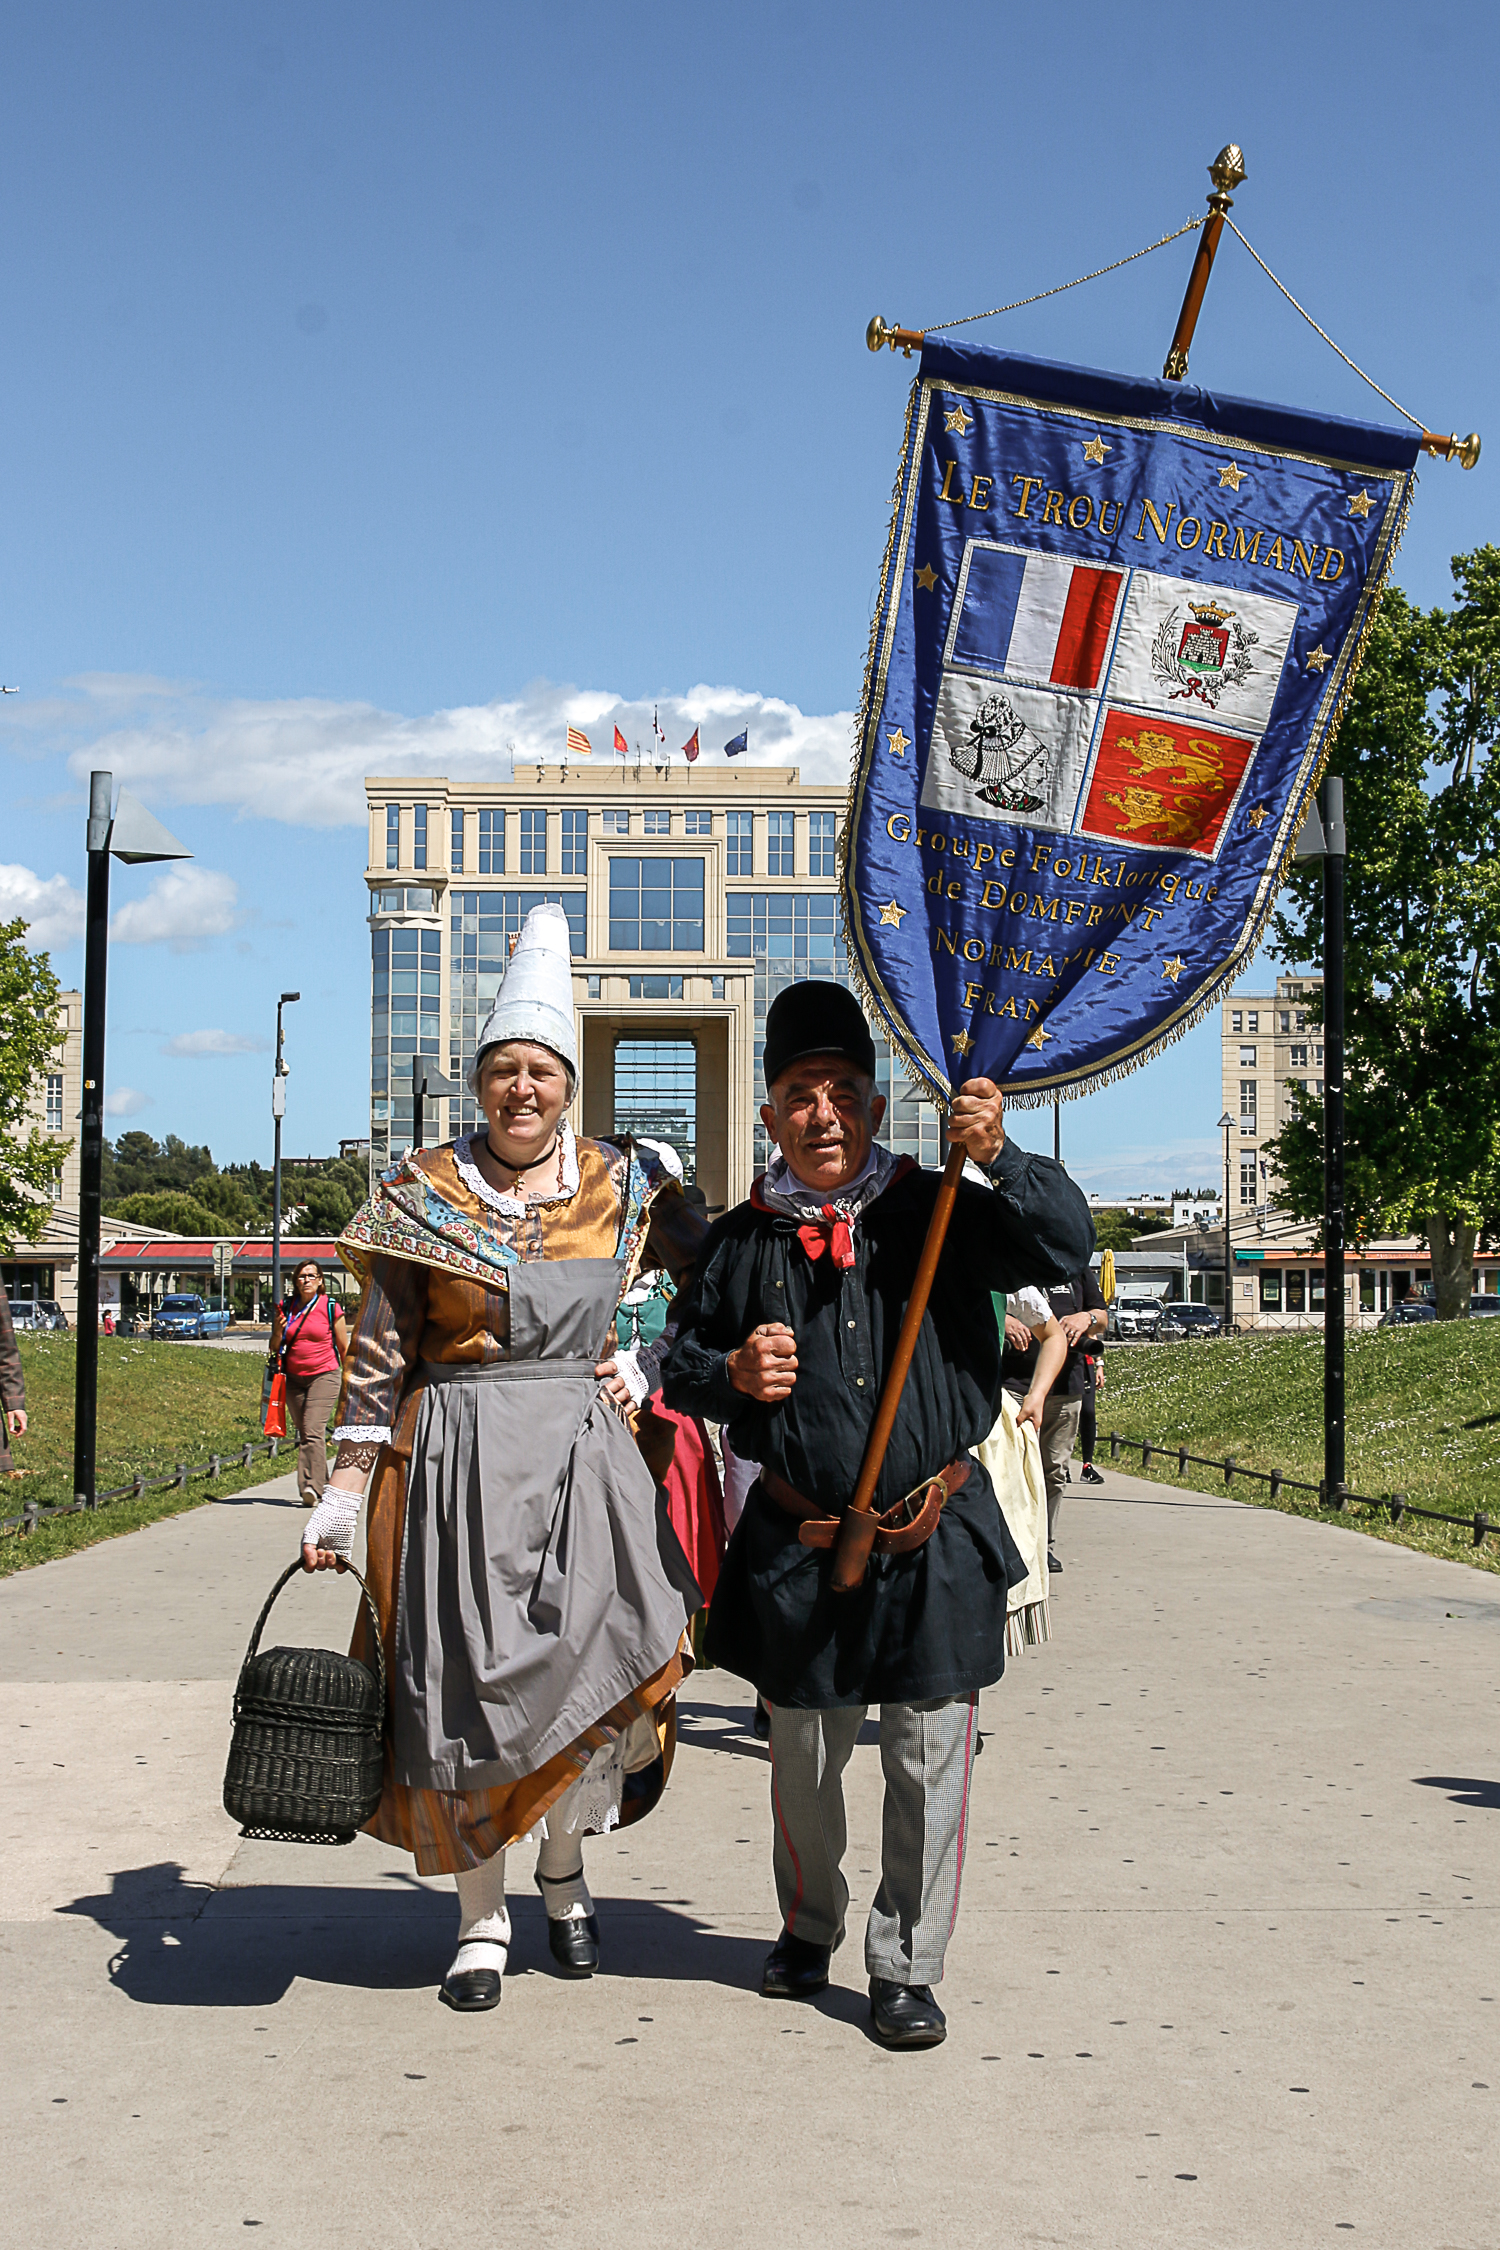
xmin=99 ymin=1237 xmax=342 ymax=1270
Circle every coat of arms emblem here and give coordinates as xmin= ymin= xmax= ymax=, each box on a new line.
xmin=1151 ymin=596 xmax=1257 ymax=708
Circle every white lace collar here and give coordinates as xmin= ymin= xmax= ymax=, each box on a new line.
xmin=454 ymin=1121 xmax=581 ymax=1216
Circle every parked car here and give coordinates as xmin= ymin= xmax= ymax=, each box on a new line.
xmin=1111 ymin=1290 xmax=1165 ymax=1339
xmin=1378 ymin=1299 xmax=1437 ymax=1327
xmin=4 ymin=1297 xmax=69 ymax=1332
xmin=150 ymin=1294 xmax=232 ymax=1340
xmin=1156 ymin=1304 xmax=1224 ymax=1340
xmin=1470 ymin=1294 xmax=1500 ymax=1318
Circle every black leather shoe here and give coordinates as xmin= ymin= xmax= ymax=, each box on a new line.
xmin=535 ymin=1872 xmax=600 ymax=1977
xmin=869 ymin=1977 xmax=946 ymax=2048
xmin=1047 ymin=1548 xmax=1062 ymax=1574
xmin=440 ymin=1968 xmax=502 ymax=2012
xmin=760 ymin=1929 xmax=831 ymax=1999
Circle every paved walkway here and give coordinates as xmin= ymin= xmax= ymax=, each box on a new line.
xmin=2 ymin=1465 xmax=1497 ymax=2249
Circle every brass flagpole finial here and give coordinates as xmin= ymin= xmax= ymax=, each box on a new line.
xmin=1163 ymin=144 xmax=1247 ymax=382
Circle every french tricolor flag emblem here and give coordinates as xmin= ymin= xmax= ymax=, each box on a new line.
xmin=947 ymin=545 xmax=1125 ymax=691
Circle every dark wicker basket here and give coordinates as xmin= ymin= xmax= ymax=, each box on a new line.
xmin=223 ymin=1559 xmax=386 ymax=1846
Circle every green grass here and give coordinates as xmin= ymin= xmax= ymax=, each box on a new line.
xmin=1101 ymin=1321 xmax=1500 ymax=1575
xmin=1 ymin=1335 xmax=291 ymax=1576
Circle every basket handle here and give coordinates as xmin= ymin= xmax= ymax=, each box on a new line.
xmin=236 ymin=1558 xmax=386 ymax=1725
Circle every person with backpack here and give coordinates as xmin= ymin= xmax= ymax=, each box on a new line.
xmin=270 ymin=1259 xmax=350 ymax=1506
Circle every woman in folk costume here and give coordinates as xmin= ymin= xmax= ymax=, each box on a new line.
xmin=974 ymin=1285 xmax=1067 ymax=1655
xmin=301 ymin=903 xmax=706 ymax=2015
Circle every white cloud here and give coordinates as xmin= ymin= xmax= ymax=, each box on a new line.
xmin=0 ymin=863 xmax=86 ymax=952
xmin=161 ymin=1028 xmax=268 ymax=1057
xmin=109 ymin=867 xmax=241 ymax=952
xmin=60 ymin=676 xmax=856 ymax=829
xmin=105 ymin=1086 xmax=153 ymax=1117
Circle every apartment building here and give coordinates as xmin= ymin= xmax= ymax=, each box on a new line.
xmin=1221 ymin=972 xmax=1325 ymax=1206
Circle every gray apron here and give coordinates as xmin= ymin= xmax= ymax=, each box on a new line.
xmin=391 ymin=1257 xmax=700 ymax=1793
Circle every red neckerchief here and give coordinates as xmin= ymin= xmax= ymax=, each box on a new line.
xmin=749 ymin=1156 xmax=917 ymax=1271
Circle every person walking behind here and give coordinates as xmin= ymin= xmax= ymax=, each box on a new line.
xmin=271 ymin=1259 xmax=349 ymax=1507
xmin=1001 ymin=1267 xmax=1107 ymax=1574
xmin=0 ymin=1291 xmax=26 ymax=1478
xmin=1078 ymin=1339 xmax=1105 ymax=1485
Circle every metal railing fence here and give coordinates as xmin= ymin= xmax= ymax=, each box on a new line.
xmin=1107 ymin=1429 xmax=1494 ymax=1548
xmin=1 ymin=1435 xmax=283 ymax=1540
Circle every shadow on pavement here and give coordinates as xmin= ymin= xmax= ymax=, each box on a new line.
xmin=1412 ymin=1774 xmax=1500 ymax=1810
xmin=56 ymin=1861 xmax=768 ymax=2006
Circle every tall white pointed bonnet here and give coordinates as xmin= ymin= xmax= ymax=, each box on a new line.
xmin=467 ymin=901 xmax=578 ymax=1092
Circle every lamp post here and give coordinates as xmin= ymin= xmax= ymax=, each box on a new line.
xmin=270 ymin=992 xmax=300 ymax=1323
xmin=73 ymin=773 xmax=192 ymax=1510
xmin=1218 ymin=1111 xmax=1234 ymax=1334
xmin=1295 ymin=779 xmax=1347 ymax=1502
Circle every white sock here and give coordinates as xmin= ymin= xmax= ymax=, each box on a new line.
xmin=536 ymin=1831 xmax=594 ymax=1920
xmin=451 ymin=1851 xmax=510 ymax=1978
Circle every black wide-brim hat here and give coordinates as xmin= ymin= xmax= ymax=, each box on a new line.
xmin=763 ymin=981 xmax=877 ymax=1091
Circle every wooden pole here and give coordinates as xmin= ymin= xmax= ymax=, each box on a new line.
xmin=1163 ymin=145 xmax=1245 ymax=382
xmin=828 ymin=1140 xmax=967 ymax=1592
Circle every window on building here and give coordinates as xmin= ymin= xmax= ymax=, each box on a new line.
xmin=1239 ymin=1155 xmax=1256 ymax=1204
xmin=1310 ymin=1268 xmax=1325 ymax=1309
xmin=404 ymin=888 xmax=436 ymax=913
xmin=586 ymin=975 xmax=601 ymax=999
xmin=608 ymin=858 xmax=705 ymax=951
xmin=450 ymin=808 xmax=465 ymax=872
xmin=809 ymin=810 xmax=837 ymax=878
xmin=711 ymin=975 xmax=725 ymax=999
xmin=727 ymin=809 xmax=753 ymax=876
xmin=385 ymin=803 xmax=400 ymax=870
xmin=628 ymin=976 xmax=684 ymax=999
xmin=1260 ymin=1269 xmax=1283 ymax=1310
xmin=613 ymin=1036 xmax=697 ymax=1183
xmin=479 ymin=809 xmax=504 ymax=874
xmin=1285 ymin=1270 xmax=1306 ymax=1313
xmin=521 ymin=808 xmax=547 ymax=875
xmin=1239 ymin=1045 xmax=1256 ymax=1066
xmin=684 ymin=809 xmax=712 ymax=836
xmin=562 ymin=808 xmax=589 ymax=874
xmin=1359 ymin=1270 xmax=1376 ymax=1313
xmin=1246 ymin=1011 xmax=1259 ymax=1031
xmin=413 ymin=804 xmax=428 ymax=870
xmin=1239 ymin=1081 xmax=1257 ymax=1131
xmin=1295 ymin=1012 xmax=1306 ymax=1030
xmin=601 ymin=810 xmax=630 ymax=834
xmin=643 ymin=810 xmax=671 ymax=836
xmin=45 ymin=1074 xmax=64 ymax=1131
xmin=1290 ymin=1043 xmax=1308 ymax=1067
xmin=1230 ymin=1010 xmax=1242 ymax=1031
xmin=768 ymin=809 xmax=795 ymax=876
xmin=1314 ymin=1044 xmax=1323 ymax=1066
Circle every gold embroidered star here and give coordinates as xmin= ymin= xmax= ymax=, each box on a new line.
xmin=1218 ymin=460 xmax=1247 ymax=491
xmin=886 ymin=727 xmax=911 ymax=759
xmin=878 ymin=898 xmax=907 ymax=927
xmin=1243 ymin=803 xmax=1269 ymax=829
xmin=1025 ymin=1023 xmax=1053 ymax=1049
xmin=1081 ymin=434 xmax=1109 ymax=465
xmin=915 ymin=562 xmax=939 ymax=592
xmin=951 ymin=1028 xmax=975 ymax=1059
xmin=1347 ymin=488 xmax=1376 ymax=519
xmin=1161 ymin=955 xmax=1187 ymax=984
xmin=1305 ymin=643 xmax=1332 ymax=673
xmin=944 ymin=401 xmax=973 ymax=435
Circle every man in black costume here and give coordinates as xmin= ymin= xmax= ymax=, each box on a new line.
xmin=661 ymin=982 xmax=1093 ymax=2048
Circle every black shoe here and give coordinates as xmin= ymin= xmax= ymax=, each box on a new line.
xmin=1080 ymin=1463 xmax=1104 ymax=1485
xmin=760 ymin=1929 xmax=831 ymax=1999
xmin=752 ymin=1698 xmax=771 ymax=1741
xmin=1062 ymin=1465 xmax=1072 ymax=1482
xmin=869 ymin=1977 xmax=947 ymax=2048
xmin=440 ymin=1968 xmax=502 ymax=2012
xmin=535 ymin=1871 xmax=601 ymax=1977
xmin=1047 ymin=1549 xmax=1062 ymax=1574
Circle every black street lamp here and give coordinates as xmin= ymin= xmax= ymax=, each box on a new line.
xmin=271 ymin=992 xmax=300 ymax=1322
xmin=1218 ymin=1110 xmax=1234 ymax=1334
xmin=73 ymin=771 xmax=191 ymax=1510
xmin=1295 ymin=778 xmax=1347 ymax=1503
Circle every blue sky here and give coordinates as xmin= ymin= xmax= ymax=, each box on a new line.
xmin=4 ymin=0 xmax=1495 ymax=1193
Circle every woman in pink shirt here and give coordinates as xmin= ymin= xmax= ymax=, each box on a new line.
xmin=270 ymin=1259 xmax=351 ymax=1506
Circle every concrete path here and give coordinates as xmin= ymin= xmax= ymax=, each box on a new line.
xmin=1 ymin=1465 xmax=1497 ymax=2249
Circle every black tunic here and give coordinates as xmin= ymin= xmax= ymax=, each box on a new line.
xmin=660 ymin=1138 xmax=1095 ymax=1708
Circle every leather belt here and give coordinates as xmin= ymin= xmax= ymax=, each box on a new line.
xmin=759 ymin=1459 xmax=969 ymax=1558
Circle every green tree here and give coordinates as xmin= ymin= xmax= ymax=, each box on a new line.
xmin=1265 ymin=552 xmax=1500 ymax=1317
xmin=108 ymin=1189 xmax=226 ymax=1236
xmin=0 ymin=921 xmax=72 ymax=1253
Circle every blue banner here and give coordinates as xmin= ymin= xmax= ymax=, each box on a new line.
xmin=841 ymin=338 xmax=1421 ymax=1106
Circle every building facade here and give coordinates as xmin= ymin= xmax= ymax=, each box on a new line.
xmin=2 ymin=989 xmax=84 ymax=1316
xmin=1221 ymin=971 xmax=1325 ymax=1208
xmin=363 ymin=764 xmax=942 ymax=1210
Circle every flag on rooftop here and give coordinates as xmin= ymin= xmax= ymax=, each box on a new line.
xmin=614 ymin=725 xmax=629 ymax=757
xmin=682 ymin=728 xmax=700 ymax=763
xmin=566 ymin=725 xmax=592 ymax=755
xmin=724 ymin=729 xmax=749 ymax=757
